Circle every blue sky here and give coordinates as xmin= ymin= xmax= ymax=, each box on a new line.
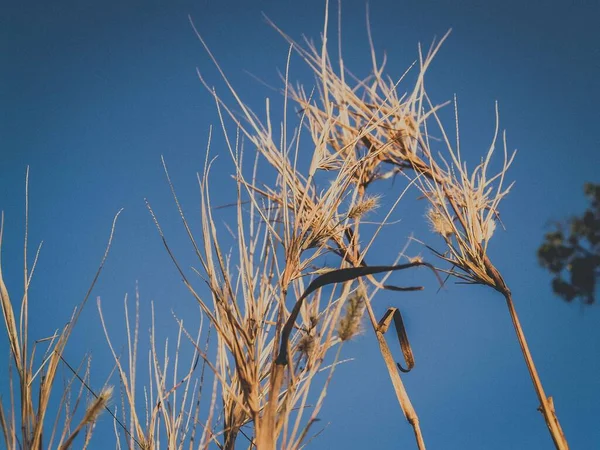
xmin=2 ymin=0 xmax=599 ymax=449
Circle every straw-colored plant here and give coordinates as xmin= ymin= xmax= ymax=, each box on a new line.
xmin=0 ymin=169 xmax=120 ymax=450
xmin=97 ymin=287 xmax=218 ymax=450
xmin=0 ymin=172 xmax=220 ymax=450
xmin=145 ymin=126 xmax=434 ymax=449
xmin=140 ymin=6 xmax=443 ymax=448
xmin=272 ymin=2 xmax=569 ymax=448
xmin=2 ymin=3 xmax=572 ymax=449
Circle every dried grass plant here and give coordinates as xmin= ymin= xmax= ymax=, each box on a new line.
xmin=97 ymin=287 xmax=217 ymax=450
xmin=139 ymin=5 xmax=442 ymax=450
xmin=145 ymin=122 xmax=435 ymax=449
xmin=5 ymin=5 xmax=436 ymax=449
xmin=269 ymin=2 xmax=569 ymax=448
xmin=0 ymin=172 xmax=219 ymax=450
xmin=2 ymin=3 xmax=572 ymax=449
xmin=0 ymin=168 xmax=120 ymax=450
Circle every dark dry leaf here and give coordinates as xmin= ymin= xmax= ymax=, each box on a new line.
xmin=276 ymin=261 xmax=437 ymax=364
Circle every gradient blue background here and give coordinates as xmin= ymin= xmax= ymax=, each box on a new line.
xmin=2 ymin=1 xmax=599 ymax=449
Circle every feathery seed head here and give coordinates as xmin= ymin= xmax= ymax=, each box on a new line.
xmin=297 ymin=334 xmax=316 ymax=357
xmin=347 ymin=195 xmax=381 ymax=219
xmin=483 ymin=218 xmax=496 ymax=242
xmin=426 ymin=208 xmax=454 ymax=237
xmin=337 ymin=292 xmax=365 ymax=342
xmin=82 ymin=386 xmax=113 ymax=425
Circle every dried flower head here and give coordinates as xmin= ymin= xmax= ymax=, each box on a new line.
xmin=347 ymin=195 xmax=381 ymax=220
xmin=426 ymin=207 xmax=454 ymax=237
xmin=297 ymin=333 xmax=316 ymax=357
xmin=61 ymin=386 xmax=113 ymax=449
xmin=337 ymin=292 xmax=365 ymax=342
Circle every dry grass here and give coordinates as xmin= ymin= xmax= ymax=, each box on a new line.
xmin=145 ymin=135 xmax=428 ymax=449
xmin=0 ymin=176 xmax=219 ymax=450
xmin=1 ymin=3 xmax=571 ymax=449
xmin=261 ymin=2 xmax=568 ymax=448
xmin=0 ymin=168 xmax=120 ymax=450
xmin=97 ymin=287 xmax=217 ymax=450
xmin=159 ymin=3 xmax=443 ymax=448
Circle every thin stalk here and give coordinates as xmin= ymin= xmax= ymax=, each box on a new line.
xmin=374 ymin=328 xmax=425 ymax=450
xmin=350 ymin=184 xmax=426 ymax=449
xmin=503 ymin=291 xmax=569 ymax=450
xmin=256 ymin=363 xmax=284 ymax=450
xmin=352 ymin=281 xmax=425 ymax=450
xmin=346 ymin=248 xmax=426 ymax=449
xmin=257 ymin=266 xmax=294 ymax=450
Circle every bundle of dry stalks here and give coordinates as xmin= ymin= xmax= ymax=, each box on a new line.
xmin=146 ymin=119 xmax=436 ymax=449
xmin=263 ymin=2 xmax=569 ymax=448
xmin=97 ymin=286 xmax=218 ymax=450
xmin=1 ymin=2 xmax=571 ymax=449
xmin=0 ymin=168 xmax=121 ymax=450
xmin=143 ymin=4 xmax=444 ymax=449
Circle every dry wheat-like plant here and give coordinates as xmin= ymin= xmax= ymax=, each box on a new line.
xmin=272 ymin=2 xmax=569 ymax=448
xmin=146 ymin=129 xmax=430 ymax=449
xmin=0 ymin=168 xmax=121 ymax=450
xmin=139 ymin=5 xmax=446 ymax=450
xmin=2 ymin=3 xmax=570 ymax=449
xmin=97 ymin=285 xmax=217 ymax=450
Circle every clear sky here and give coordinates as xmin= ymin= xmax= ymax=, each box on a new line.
xmin=2 ymin=0 xmax=599 ymax=449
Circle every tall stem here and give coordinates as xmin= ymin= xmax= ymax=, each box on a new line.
xmin=358 ymin=275 xmax=426 ymax=449
xmin=374 ymin=326 xmax=426 ymax=450
xmin=504 ymin=291 xmax=569 ymax=450
xmin=351 ymin=186 xmax=426 ymax=449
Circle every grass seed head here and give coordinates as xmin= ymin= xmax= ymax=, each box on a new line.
xmin=337 ymin=292 xmax=365 ymax=342
xmin=82 ymin=386 xmax=113 ymax=426
xmin=426 ymin=207 xmax=454 ymax=238
xmin=297 ymin=334 xmax=316 ymax=357
xmin=347 ymin=195 xmax=381 ymax=220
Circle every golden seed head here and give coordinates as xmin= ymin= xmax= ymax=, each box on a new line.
xmin=82 ymin=386 xmax=113 ymax=425
xmin=297 ymin=334 xmax=316 ymax=356
xmin=426 ymin=208 xmax=454 ymax=237
xmin=337 ymin=292 xmax=365 ymax=342
xmin=347 ymin=195 xmax=380 ymax=220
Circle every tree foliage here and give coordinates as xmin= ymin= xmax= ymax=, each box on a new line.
xmin=538 ymin=183 xmax=600 ymax=304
